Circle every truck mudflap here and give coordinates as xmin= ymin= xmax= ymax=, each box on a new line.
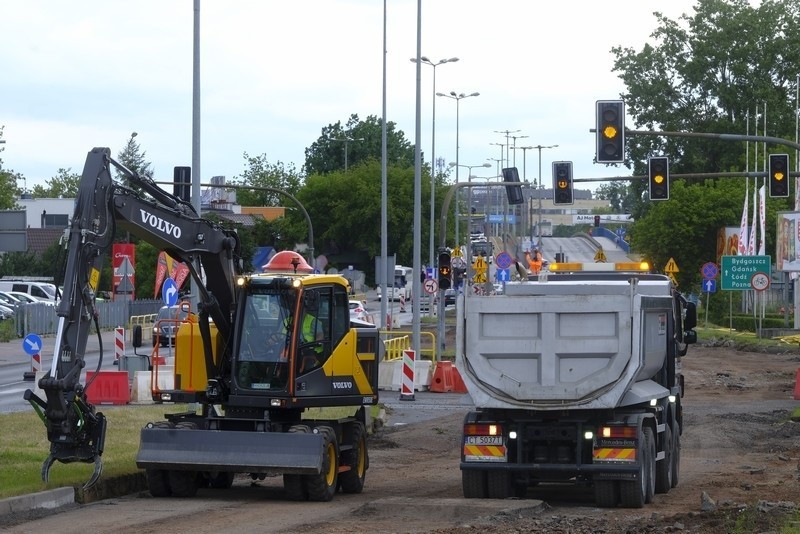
xmin=136 ymin=427 xmax=325 ymax=474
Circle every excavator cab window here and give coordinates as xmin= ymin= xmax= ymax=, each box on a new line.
xmin=297 ymin=287 xmax=330 ymax=374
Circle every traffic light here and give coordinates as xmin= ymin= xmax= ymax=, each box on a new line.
xmin=438 ymin=250 xmax=452 ymax=290
xmin=593 ymin=215 xmax=600 ymax=227
xmin=173 ymin=166 xmax=191 ymax=202
xmin=552 ymin=161 xmax=573 ymax=205
xmin=648 ymin=157 xmax=669 ymax=200
xmin=596 ymin=100 xmax=625 ymax=163
xmin=769 ymin=153 xmax=789 ymax=198
xmin=501 ymin=167 xmax=524 ymax=205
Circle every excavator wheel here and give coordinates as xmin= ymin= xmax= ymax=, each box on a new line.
xmin=305 ymin=426 xmax=339 ymax=502
xmin=167 ymin=422 xmax=201 ymax=498
xmin=283 ymin=424 xmax=312 ymax=501
xmin=145 ymin=421 xmax=174 ymax=497
xmin=338 ymin=422 xmax=367 ymax=494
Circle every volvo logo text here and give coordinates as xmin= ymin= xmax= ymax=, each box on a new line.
xmin=140 ymin=209 xmax=182 ymax=238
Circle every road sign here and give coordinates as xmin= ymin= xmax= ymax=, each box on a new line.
xmin=495 ymin=252 xmax=512 ymax=269
xmin=451 ymin=256 xmax=467 ymax=270
xmin=701 ymin=262 xmax=718 ymax=279
xmin=664 ymin=257 xmax=679 ymax=273
xmin=667 ymin=272 xmax=679 ymax=286
xmin=594 ymin=248 xmax=606 ymax=262
xmin=423 ymin=278 xmax=438 ymax=295
xmin=702 ymin=279 xmax=717 ymax=293
xmin=23 ymin=334 xmax=42 ymax=356
xmin=721 ymin=255 xmax=771 ymax=291
xmin=496 ymin=268 xmax=510 ymax=282
xmin=751 ymin=272 xmax=770 ymax=291
xmin=162 ymin=278 xmax=179 ymax=306
xmin=474 ymin=272 xmax=487 ymax=283
xmin=473 ymin=257 xmax=488 ymax=274
xmin=452 ymin=246 xmax=462 ymax=258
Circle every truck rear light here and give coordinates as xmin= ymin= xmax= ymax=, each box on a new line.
xmin=464 ymin=423 xmax=501 ymax=436
xmin=600 ymin=426 xmax=637 ymax=439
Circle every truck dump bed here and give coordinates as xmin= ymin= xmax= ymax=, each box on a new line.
xmin=457 ymin=276 xmax=675 ymax=411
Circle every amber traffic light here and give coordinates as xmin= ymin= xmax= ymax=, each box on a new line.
xmin=552 ymin=161 xmax=573 ymax=205
xmin=648 ymin=157 xmax=669 ymax=201
xmin=596 ymin=100 xmax=625 ymax=163
xmin=769 ymin=153 xmax=789 ymax=198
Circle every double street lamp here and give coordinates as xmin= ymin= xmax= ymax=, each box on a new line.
xmin=449 ymin=162 xmax=491 ymax=241
xmin=437 ymin=91 xmax=480 ymax=249
xmin=410 ymin=56 xmax=459 ymax=276
xmin=329 ymin=135 xmax=364 ymax=172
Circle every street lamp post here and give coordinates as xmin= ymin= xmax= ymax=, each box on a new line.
xmin=449 ymin=162 xmax=491 ymax=240
xmin=511 ymin=145 xmax=533 ymax=241
xmin=410 ymin=56 xmax=458 ymax=292
xmin=330 ymin=135 xmax=365 ymax=172
xmin=437 ymin=91 xmax=479 ymax=251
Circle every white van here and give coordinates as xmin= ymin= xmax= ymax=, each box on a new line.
xmin=0 ymin=281 xmax=58 ymax=302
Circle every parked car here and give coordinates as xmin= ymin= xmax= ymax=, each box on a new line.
xmin=349 ymin=299 xmax=371 ymax=323
xmin=8 ymin=291 xmax=55 ymax=306
xmin=444 ymin=289 xmax=457 ymax=306
xmin=152 ymin=305 xmax=190 ymax=347
xmin=0 ymin=303 xmax=14 ymax=320
xmin=0 ymin=291 xmax=23 ymax=310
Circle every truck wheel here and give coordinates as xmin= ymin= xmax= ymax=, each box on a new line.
xmin=671 ymin=423 xmax=681 ymax=488
xmin=655 ymin=424 xmax=673 ymax=494
xmin=619 ymin=426 xmax=654 ymax=508
xmin=462 ymin=470 xmax=488 ymax=498
xmin=146 ymin=469 xmax=171 ymax=497
xmin=593 ymin=480 xmax=620 ymax=508
xmin=284 ymin=424 xmax=311 ymax=501
xmin=305 ymin=426 xmax=339 ymax=502
xmin=643 ymin=426 xmax=656 ymax=504
xmin=168 ymin=470 xmax=200 ymax=498
xmin=487 ymin=471 xmax=514 ymax=499
xmin=338 ymin=422 xmax=367 ymax=494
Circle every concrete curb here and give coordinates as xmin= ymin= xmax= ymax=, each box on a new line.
xmin=0 ymin=487 xmax=75 ymax=516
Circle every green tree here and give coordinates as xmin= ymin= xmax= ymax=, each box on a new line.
xmin=116 ymin=132 xmax=154 ymax=180
xmin=30 ymin=168 xmax=81 ymax=198
xmin=303 ymin=114 xmax=415 ymax=175
xmin=232 ymin=153 xmax=302 ymax=206
xmin=610 ymin=0 xmax=800 ymax=285
xmin=595 ymin=182 xmax=636 ymax=213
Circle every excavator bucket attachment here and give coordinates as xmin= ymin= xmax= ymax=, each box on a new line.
xmin=136 ymin=426 xmax=326 ymax=474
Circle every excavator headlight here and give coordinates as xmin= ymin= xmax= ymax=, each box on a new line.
xmin=270 ymin=398 xmax=285 ymax=407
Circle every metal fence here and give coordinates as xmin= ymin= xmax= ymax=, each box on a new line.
xmin=12 ymin=299 xmax=163 ymax=338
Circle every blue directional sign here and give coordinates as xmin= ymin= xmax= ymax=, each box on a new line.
xmin=23 ymin=333 xmax=42 ymax=356
xmin=495 ymin=252 xmax=513 ymax=270
xmin=162 ymin=277 xmax=179 ymax=306
xmin=702 ymin=279 xmax=717 ymax=293
xmin=496 ymin=268 xmax=511 ymax=282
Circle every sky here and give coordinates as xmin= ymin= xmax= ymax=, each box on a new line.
xmin=0 ymin=0 xmax=703 ymax=194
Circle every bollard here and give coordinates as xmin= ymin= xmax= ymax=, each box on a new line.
xmin=400 ymin=349 xmax=415 ymax=401
xmin=23 ymin=353 xmax=40 ymax=381
xmin=114 ymin=326 xmax=125 ymax=363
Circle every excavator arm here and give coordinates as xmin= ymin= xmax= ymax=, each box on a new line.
xmin=24 ymin=147 xmax=241 ymax=488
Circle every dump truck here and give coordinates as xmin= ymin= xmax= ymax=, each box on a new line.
xmin=24 ymin=147 xmax=381 ymax=501
xmin=456 ymin=261 xmax=697 ymax=508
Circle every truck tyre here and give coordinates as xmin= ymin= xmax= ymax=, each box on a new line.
xmin=305 ymin=426 xmax=339 ymax=502
xmin=593 ymin=480 xmax=620 ymax=508
xmin=671 ymin=422 xmax=681 ymax=488
xmin=487 ymin=471 xmax=514 ymax=499
xmin=620 ymin=426 xmax=655 ymax=508
xmin=462 ymin=470 xmax=488 ymax=498
xmin=339 ymin=422 xmax=367 ymax=494
xmin=284 ymin=424 xmax=311 ymax=501
xmin=207 ymin=471 xmax=235 ymax=489
xmin=643 ymin=426 xmax=656 ymax=504
xmin=655 ymin=424 xmax=673 ymax=494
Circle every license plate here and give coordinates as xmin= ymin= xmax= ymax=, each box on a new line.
xmin=464 ymin=435 xmax=503 ymax=445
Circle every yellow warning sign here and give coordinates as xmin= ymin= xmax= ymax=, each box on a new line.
xmin=594 ymin=248 xmax=607 ymax=263
xmin=474 ymin=272 xmax=487 ymax=283
xmin=473 ymin=257 xmax=487 ymax=274
xmin=452 ymin=246 xmax=463 ymax=258
xmin=664 ymin=257 xmax=679 ymax=273
xmin=667 ymin=272 xmax=679 ymax=286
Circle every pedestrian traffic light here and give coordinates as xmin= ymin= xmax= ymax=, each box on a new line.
xmin=438 ymin=250 xmax=452 ymax=290
xmin=552 ymin=161 xmax=573 ymax=205
xmin=593 ymin=215 xmax=600 ymax=227
xmin=769 ymin=153 xmax=790 ymax=198
xmin=596 ymin=100 xmax=625 ymax=163
xmin=502 ymin=167 xmax=524 ymax=205
xmin=648 ymin=156 xmax=669 ymax=200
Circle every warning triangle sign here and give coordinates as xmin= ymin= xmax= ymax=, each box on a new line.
xmin=664 ymin=258 xmax=679 ymax=273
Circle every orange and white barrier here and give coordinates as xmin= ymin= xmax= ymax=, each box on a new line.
xmin=115 ymin=326 xmax=125 ymax=362
xmin=400 ymin=349 xmax=415 ymax=401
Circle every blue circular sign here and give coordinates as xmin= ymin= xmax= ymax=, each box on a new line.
xmin=495 ymin=252 xmax=513 ymax=270
xmin=23 ymin=333 xmax=43 ymax=356
xmin=162 ymin=278 xmax=179 ymax=306
xmin=701 ymin=262 xmax=719 ymax=279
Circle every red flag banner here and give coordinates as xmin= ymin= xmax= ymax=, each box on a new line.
xmin=154 ymin=251 xmax=168 ymax=298
xmin=173 ymin=261 xmax=191 ymax=289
